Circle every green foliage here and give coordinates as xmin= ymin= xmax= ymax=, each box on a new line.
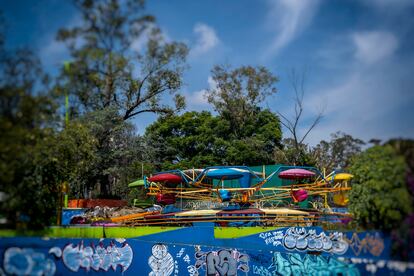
xmin=56 ymin=0 xmax=188 ymax=119
xmin=0 ymin=27 xmax=60 ymax=228
xmin=49 ymin=122 xmax=98 ymax=198
xmin=206 ymin=65 xmax=278 ymax=136
xmin=0 ymin=123 xmax=57 ymax=230
xmin=311 ymin=131 xmax=365 ymax=171
xmin=141 ymin=64 xmax=281 ymax=170
xmin=77 ymin=107 xmax=145 ymax=198
xmin=274 ymin=132 xmax=365 ymax=168
xmin=274 ymin=138 xmax=316 ymax=166
xmin=348 ymin=145 xmax=413 ymax=231
xmin=50 ymin=0 xmax=189 ymax=197
xmin=145 ymin=109 xmax=282 ymax=170
xmin=385 ymin=138 xmax=414 ymax=172
xmin=0 ymin=114 xmax=98 ymax=229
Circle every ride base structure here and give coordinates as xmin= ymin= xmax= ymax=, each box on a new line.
xmin=1 ymin=165 xmax=413 ymax=275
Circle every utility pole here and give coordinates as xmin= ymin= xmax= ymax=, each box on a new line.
xmin=57 ymin=61 xmax=72 ymax=226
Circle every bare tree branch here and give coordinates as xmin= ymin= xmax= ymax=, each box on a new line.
xmin=299 ymin=110 xmax=324 ymax=144
xmin=278 ymin=68 xmax=324 ymax=156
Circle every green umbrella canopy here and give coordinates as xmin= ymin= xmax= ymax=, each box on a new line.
xmin=128 ymin=179 xmax=145 ymax=188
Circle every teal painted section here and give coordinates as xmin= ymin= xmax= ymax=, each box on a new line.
xmin=210 ymin=164 xmax=317 ymax=188
xmin=250 ymin=164 xmax=314 ymax=207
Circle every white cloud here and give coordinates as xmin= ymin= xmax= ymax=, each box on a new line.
xmin=301 ymin=59 xmax=414 ymax=145
xmin=191 ymin=23 xmax=219 ymax=56
xmin=264 ymin=0 xmax=321 ymax=57
xmin=130 ymin=32 xmax=150 ymax=52
xmin=184 ymin=76 xmax=217 ymax=110
xmin=38 ymin=15 xmax=82 ymax=70
xmin=352 ymin=31 xmax=399 ymax=64
xmin=186 ymin=90 xmax=208 ymax=107
xmin=207 ymin=75 xmax=218 ymax=91
xmin=130 ymin=24 xmax=171 ymax=52
xmin=281 ymin=27 xmax=412 ymax=145
xmin=40 ymin=38 xmax=68 ymax=66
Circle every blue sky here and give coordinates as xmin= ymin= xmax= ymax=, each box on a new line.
xmin=2 ymin=0 xmax=414 ymax=144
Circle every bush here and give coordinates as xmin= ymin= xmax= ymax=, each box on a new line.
xmin=349 ymin=145 xmax=412 ymax=231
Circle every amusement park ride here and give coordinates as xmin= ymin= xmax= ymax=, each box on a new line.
xmin=145 ymin=166 xmax=352 ymax=207
xmin=121 ymin=165 xmax=354 ymax=226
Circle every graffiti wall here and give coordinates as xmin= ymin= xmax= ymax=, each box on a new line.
xmin=1 ymin=226 xmax=414 ymax=275
xmin=252 ymin=226 xmax=387 ymax=259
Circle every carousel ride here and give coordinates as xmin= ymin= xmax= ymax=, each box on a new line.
xmin=145 ymin=166 xmax=352 ymax=206
xmin=116 ymin=165 xmax=354 ymax=227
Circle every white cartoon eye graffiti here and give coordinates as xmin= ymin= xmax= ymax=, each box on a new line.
xmin=149 ymin=244 xmax=174 ymax=276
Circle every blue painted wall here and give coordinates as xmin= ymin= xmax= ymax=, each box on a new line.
xmin=1 ymin=226 xmax=414 ymax=275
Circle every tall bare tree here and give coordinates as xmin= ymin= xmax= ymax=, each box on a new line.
xmin=277 ymin=69 xmax=324 ymax=165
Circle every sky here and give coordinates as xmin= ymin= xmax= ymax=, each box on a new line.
xmin=2 ymin=0 xmax=414 ymax=145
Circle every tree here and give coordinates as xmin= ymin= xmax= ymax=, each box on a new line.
xmin=348 ymin=145 xmax=412 ymax=231
xmin=385 ymin=138 xmax=414 ymax=173
xmin=205 ymin=65 xmax=278 ymax=137
xmin=142 ymin=64 xmax=282 ymax=169
xmin=145 ymin=109 xmax=282 ymax=170
xmin=311 ymin=131 xmax=365 ymax=172
xmin=277 ymin=69 xmax=324 ymax=165
xmin=56 ymin=0 xmax=188 ymax=119
xmin=274 ymin=138 xmax=316 ymax=167
xmin=54 ymin=0 xmax=188 ymax=196
xmin=0 ymin=16 xmax=60 ymax=228
xmin=78 ymin=107 xmax=144 ymax=197
xmin=144 ymin=111 xmax=224 ymax=170
xmin=49 ymin=122 xmax=99 ymax=199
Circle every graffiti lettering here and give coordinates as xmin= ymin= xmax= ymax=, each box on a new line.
xmin=176 ymin=248 xmax=185 ymax=258
xmin=174 ymin=260 xmax=179 ymax=276
xmin=187 ymin=265 xmax=198 ymax=276
xmin=3 ymin=247 xmax=56 ymax=276
xmin=347 ymin=233 xmax=384 ymax=257
xmin=57 ymin=241 xmax=133 ymax=272
xmin=252 ymin=265 xmax=272 ymax=276
xmin=193 ymin=249 xmax=249 ymax=276
xmin=249 ymin=253 xmax=272 ymax=266
xmin=283 ymin=227 xmax=348 ymax=255
xmin=183 ymin=254 xmax=191 ymax=264
xmin=259 ymin=231 xmax=284 ymax=246
xmin=273 ymin=252 xmax=360 ymax=276
xmin=148 ymin=244 xmax=174 ymax=276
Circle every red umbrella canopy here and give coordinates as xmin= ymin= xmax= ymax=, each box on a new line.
xmin=278 ymin=169 xmax=315 ymax=179
xmin=148 ymin=173 xmax=182 ymax=184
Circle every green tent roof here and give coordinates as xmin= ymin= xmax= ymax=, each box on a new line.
xmin=128 ymin=179 xmax=145 ymax=188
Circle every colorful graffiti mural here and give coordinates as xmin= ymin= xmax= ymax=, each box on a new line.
xmin=272 ymin=252 xmax=360 ymax=276
xmin=252 ymin=265 xmax=273 ymax=276
xmin=3 ymin=247 xmax=56 ymax=276
xmin=0 ymin=225 xmax=413 ymax=275
xmin=148 ymin=244 xmax=175 ymax=276
xmin=283 ymin=227 xmax=349 ymax=255
xmin=192 ymin=249 xmax=249 ymax=276
xmin=256 ymin=226 xmax=386 ymax=258
xmin=259 ymin=230 xmax=284 ymax=246
xmin=347 ymin=232 xmax=385 ymax=257
xmin=58 ymin=241 xmax=133 ymax=272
